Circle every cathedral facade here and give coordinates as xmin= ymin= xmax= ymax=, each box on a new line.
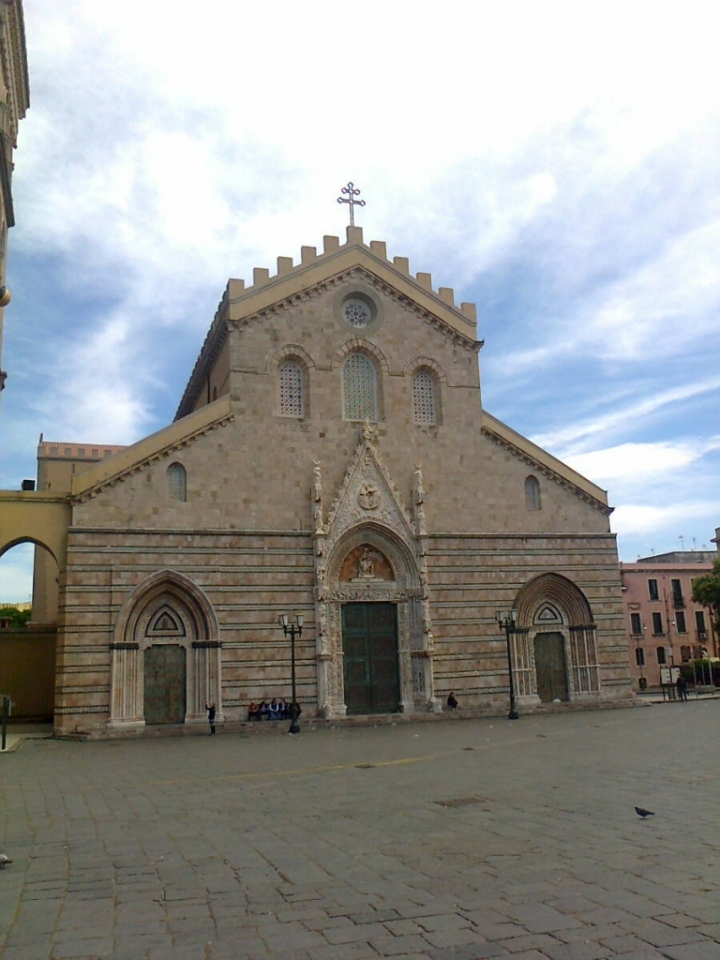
xmin=33 ymin=227 xmax=631 ymax=735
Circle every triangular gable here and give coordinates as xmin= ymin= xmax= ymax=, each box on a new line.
xmin=176 ymin=226 xmax=481 ymax=419
xmin=325 ymin=423 xmax=416 ymax=547
xmin=148 ymin=605 xmax=186 ymax=637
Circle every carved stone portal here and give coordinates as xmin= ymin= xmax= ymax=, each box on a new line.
xmin=313 ymin=429 xmax=438 ymax=718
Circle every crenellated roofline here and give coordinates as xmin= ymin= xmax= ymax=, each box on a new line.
xmin=175 ymin=226 xmax=480 ymax=420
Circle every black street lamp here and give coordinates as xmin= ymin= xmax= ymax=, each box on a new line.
xmin=496 ymin=609 xmax=520 ymax=720
xmin=279 ymin=614 xmax=303 ymax=734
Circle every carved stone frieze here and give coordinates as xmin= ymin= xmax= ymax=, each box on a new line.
xmin=332 ymin=583 xmax=406 ymax=603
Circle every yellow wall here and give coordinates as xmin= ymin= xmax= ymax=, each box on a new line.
xmin=0 ymin=626 xmax=56 ymax=720
xmin=0 ymin=491 xmax=71 ymax=568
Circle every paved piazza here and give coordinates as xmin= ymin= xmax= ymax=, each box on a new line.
xmin=2 ymin=704 xmax=720 ymax=960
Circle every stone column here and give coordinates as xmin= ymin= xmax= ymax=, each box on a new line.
xmin=513 ymin=629 xmax=541 ymax=707
xmin=107 ymin=642 xmax=144 ymax=732
xmin=191 ymin=641 xmax=223 ymax=722
xmin=570 ymin=625 xmax=600 ymax=698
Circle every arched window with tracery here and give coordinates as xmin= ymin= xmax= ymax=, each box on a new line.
xmin=279 ymin=359 xmax=304 ymax=417
xmin=412 ymin=368 xmax=436 ymax=424
xmin=525 ymin=475 xmax=541 ymax=511
xmin=167 ymin=462 xmax=187 ymax=502
xmin=343 ymin=352 xmax=378 ymax=421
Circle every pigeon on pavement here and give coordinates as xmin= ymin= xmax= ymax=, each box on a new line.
xmin=635 ymin=807 xmax=655 ymax=818
xmin=0 ymin=854 xmax=12 ymax=868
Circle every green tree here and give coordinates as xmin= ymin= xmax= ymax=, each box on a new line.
xmin=0 ymin=605 xmax=31 ymax=627
xmin=691 ymin=558 xmax=720 ymax=634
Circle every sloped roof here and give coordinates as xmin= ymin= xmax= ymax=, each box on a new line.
xmin=481 ymin=411 xmax=612 ymax=514
xmin=70 ymin=396 xmax=233 ymax=501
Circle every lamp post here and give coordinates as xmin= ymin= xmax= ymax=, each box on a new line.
xmin=279 ymin=614 xmax=303 ymax=734
xmin=496 ymin=609 xmax=519 ymax=720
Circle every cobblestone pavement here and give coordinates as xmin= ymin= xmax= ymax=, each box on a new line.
xmin=2 ymin=703 xmax=720 ymax=960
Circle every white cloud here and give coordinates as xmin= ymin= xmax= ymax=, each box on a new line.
xmin=612 ymin=501 xmax=720 ymax=540
xmin=2 ymin=0 xmax=719 ymax=574
xmin=532 ymin=379 xmax=720 ymax=454
xmin=565 ymin=439 xmax=720 ymax=485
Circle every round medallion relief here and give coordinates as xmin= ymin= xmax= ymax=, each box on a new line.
xmin=358 ymin=483 xmax=380 ymax=510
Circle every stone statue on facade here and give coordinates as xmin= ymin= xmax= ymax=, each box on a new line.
xmin=313 ymin=460 xmax=324 ymax=535
xmin=358 ymin=546 xmax=376 ymax=579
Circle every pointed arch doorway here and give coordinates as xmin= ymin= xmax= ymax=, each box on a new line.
xmin=317 ymin=527 xmax=432 ymax=718
xmin=512 ymin=574 xmax=601 ymax=707
xmin=108 ymin=570 xmax=222 ymax=732
xmin=342 ymin=602 xmax=400 ymax=715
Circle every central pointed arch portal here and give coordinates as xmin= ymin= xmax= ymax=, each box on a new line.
xmin=316 ymin=523 xmax=435 ymax=718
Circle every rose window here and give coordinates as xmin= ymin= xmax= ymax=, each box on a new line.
xmin=343 ymin=298 xmax=372 ymax=328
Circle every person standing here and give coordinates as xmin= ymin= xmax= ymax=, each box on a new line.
xmin=206 ymin=702 xmax=216 ymax=734
xmin=676 ymin=675 xmax=689 ymax=702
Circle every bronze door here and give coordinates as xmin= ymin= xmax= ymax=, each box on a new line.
xmin=342 ymin=603 xmax=400 ymax=715
xmin=534 ymin=632 xmax=568 ymax=702
xmin=144 ymin=644 xmax=186 ymax=724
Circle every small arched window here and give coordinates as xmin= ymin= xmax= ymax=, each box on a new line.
xmin=343 ymin=352 xmax=378 ymax=421
xmin=412 ymin=369 xmax=436 ymax=424
xmin=279 ymin=359 xmax=304 ymax=417
xmin=167 ymin=463 xmax=187 ymax=502
xmin=525 ymin=475 xmax=541 ymax=511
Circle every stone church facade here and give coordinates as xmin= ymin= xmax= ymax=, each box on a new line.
xmin=31 ymin=226 xmax=631 ymax=735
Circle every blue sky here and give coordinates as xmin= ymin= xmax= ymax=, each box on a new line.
xmin=1 ymin=0 xmax=719 ymax=600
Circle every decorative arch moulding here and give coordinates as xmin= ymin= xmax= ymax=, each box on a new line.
xmin=265 ymin=343 xmax=317 ymax=373
xmin=332 ymin=337 xmax=390 ymax=372
xmin=401 ymin=355 xmax=448 ymax=381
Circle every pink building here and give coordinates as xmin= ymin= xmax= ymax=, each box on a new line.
xmin=621 ymin=551 xmax=718 ymax=690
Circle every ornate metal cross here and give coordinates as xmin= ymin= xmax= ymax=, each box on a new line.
xmin=337 ymin=181 xmax=366 ymax=226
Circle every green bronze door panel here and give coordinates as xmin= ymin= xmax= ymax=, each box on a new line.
xmin=144 ymin=644 xmax=186 ymax=724
xmin=342 ymin=603 xmax=400 ymax=715
xmin=342 ymin=604 xmax=373 ymax=715
xmin=367 ymin=603 xmax=400 ymax=714
xmin=534 ymin=632 xmax=568 ymax=703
